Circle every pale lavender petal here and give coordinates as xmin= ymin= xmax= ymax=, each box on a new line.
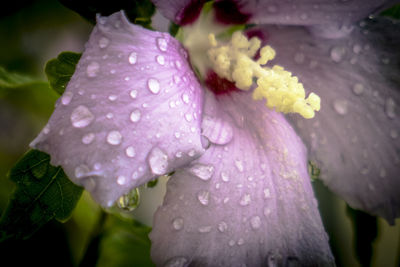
xmin=30 ymin=11 xmax=204 ymax=206
xmin=228 ymin=0 xmax=398 ymax=26
xmin=150 ymin=90 xmax=334 ymax=266
xmin=262 ymin=18 xmax=400 ymax=222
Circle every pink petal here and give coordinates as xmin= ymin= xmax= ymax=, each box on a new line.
xmin=30 ymin=11 xmax=204 ymax=206
xmin=262 ymin=17 xmax=400 ymax=222
xmin=150 ymin=90 xmax=333 ymax=266
xmin=225 ymin=0 xmax=397 ymax=26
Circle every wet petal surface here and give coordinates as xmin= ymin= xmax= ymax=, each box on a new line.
xmin=31 ymin=12 xmax=204 ymax=206
xmin=150 ymin=90 xmax=333 ymax=266
xmin=263 ymin=17 xmax=400 ymax=222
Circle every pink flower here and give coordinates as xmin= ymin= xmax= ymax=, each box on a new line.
xmin=31 ymin=1 xmax=400 ymax=265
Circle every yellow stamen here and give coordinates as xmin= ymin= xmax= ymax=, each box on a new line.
xmin=207 ymin=31 xmax=320 ymax=119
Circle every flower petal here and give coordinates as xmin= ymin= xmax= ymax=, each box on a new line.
xmin=150 ymin=90 xmax=334 ymax=266
xmin=30 ymin=11 xmax=204 ymax=206
xmin=226 ymin=0 xmax=397 ymax=26
xmin=262 ymin=18 xmax=400 ymax=222
xmin=151 ymin=0 xmax=206 ymax=25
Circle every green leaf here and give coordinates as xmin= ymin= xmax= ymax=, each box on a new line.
xmin=381 ymin=4 xmax=400 ymax=19
xmin=0 ymin=66 xmax=49 ymax=96
xmin=97 ymin=215 xmax=154 ymax=267
xmin=45 ymin=51 xmax=81 ymax=95
xmin=0 ymin=150 xmax=83 ymax=241
xmin=59 ymin=0 xmax=155 ymax=29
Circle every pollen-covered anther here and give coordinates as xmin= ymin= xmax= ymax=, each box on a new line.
xmin=207 ymin=31 xmax=320 ymax=119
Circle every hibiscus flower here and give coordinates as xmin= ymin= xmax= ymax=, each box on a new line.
xmin=30 ymin=0 xmax=400 ymax=266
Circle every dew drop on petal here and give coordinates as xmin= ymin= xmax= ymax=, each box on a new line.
xmin=82 ymin=132 xmax=95 ymax=144
xmin=235 ymin=159 xmax=244 ymax=172
xmin=71 ymin=105 xmax=94 ymax=128
xmin=99 ymin=37 xmax=110 ymax=48
xmin=390 ymin=129 xmax=398 ymax=139
xmin=117 ymin=175 xmax=127 ymax=185
xmin=198 ymin=226 xmax=212 ymax=233
xmin=184 ymin=113 xmax=193 ymax=122
xmin=117 ymin=188 xmax=140 ymax=211
xmin=156 ymin=37 xmax=167 ymax=51
xmin=106 ymin=113 xmax=113 ymax=119
xmin=385 ymin=98 xmax=396 ymax=119
xmin=130 ymin=109 xmax=141 ymax=122
xmin=148 ymin=78 xmax=160 ymax=94
xmin=197 ymin=190 xmax=210 ymax=206
xmin=237 ymin=238 xmax=245 ymax=245
xmin=125 ymin=146 xmax=136 ymax=158
xmin=156 ymin=55 xmax=165 ymax=65
xmin=190 ymin=164 xmax=214 ymax=181
xmin=250 ymin=216 xmax=261 ymax=230
xmin=130 ymin=89 xmax=138 ymax=99
xmin=107 ymin=130 xmax=122 ymax=145
xmin=108 ymin=94 xmax=118 ymax=101
xmin=353 ymin=44 xmax=362 ymax=54
xmin=61 ymin=92 xmax=73 ymax=105
xmin=221 ymin=172 xmax=229 ymax=182
xmin=181 ymin=93 xmax=190 ymax=104
xmin=75 ymin=164 xmax=90 ymax=178
xmin=218 ymin=221 xmax=228 ymax=232
xmin=164 ymin=257 xmax=188 ymax=267
xmin=352 ymin=83 xmax=364 ymax=95
xmin=148 ymin=147 xmax=169 ymax=175
xmin=330 ymin=46 xmax=346 ymax=63
xmin=129 ymin=52 xmax=137 ymax=64
xmin=172 ymin=217 xmax=184 ymax=230
xmin=86 ymin=62 xmax=100 ymax=77
xmin=240 ymin=193 xmax=251 ymax=206
xmin=333 ymin=99 xmax=348 ymax=115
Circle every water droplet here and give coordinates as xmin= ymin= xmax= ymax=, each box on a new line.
xmin=117 ymin=188 xmax=140 ymax=211
xmin=263 ymin=188 xmax=271 ymax=198
xmin=173 ymin=75 xmax=181 ymax=84
xmin=263 ymin=207 xmax=271 ymax=216
xmin=131 ymin=171 xmax=139 ymax=180
xmin=333 ymin=99 xmax=348 ymax=115
xmin=221 ymin=172 xmax=229 ymax=182
xmin=294 ymin=53 xmax=305 ymax=64
xmin=385 ymin=98 xmax=396 ymax=119
xmin=352 ymin=44 xmax=362 ymax=54
xmin=198 ymin=226 xmax=212 ymax=233
xmin=235 ymin=159 xmax=244 ymax=172
xmin=300 ymin=13 xmax=308 ymax=20
xmin=156 ymin=55 xmax=165 ymax=65
xmin=99 ymin=37 xmax=110 ymax=48
xmin=106 ymin=113 xmax=113 ymax=119
xmin=190 ymin=164 xmax=214 ymax=181
xmin=157 ymin=37 xmax=168 ymax=51
xmin=229 ymin=240 xmax=235 ymax=246
xmin=218 ymin=221 xmax=228 ymax=232
xmin=108 ymin=94 xmax=117 ymax=101
xmin=71 ymin=105 xmax=94 ymax=128
xmin=86 ymin=62 xmax=100 ymax=77
xmin=175 ymin=60 xmax=182 ymax=69
xmin=390 ymin=129 xmax=398 ymax=139
xmin=164 ymin=257 xmax=188 ymax=267
xmin=237 ymin=238 xmax=244 ymax=245
xmin=128 ymin=52 xmax=137 ymax=64
xmin=130 ymin=89 xmax=138 ymax=99
xmin=75 ymin=164 xmax=90 ymax=178
xmin=352 ymin=83 xmax=364 ymax=95
xmin=61 ymin=92 xmax=73 ymax=105
xmin=330 ymin=46 xmax=346 ymax=63
xmin=107 ymin=130 xmax=122 ymax=145
xmin=250 ymin=216 xmax=261 ymax=229
xmin=175 ymin=151 xmax=183 ymax=158
xmin=125 ymin=146 xmax=136 ymax=157
xmin=181 ymin=93 xmax=190 ymax=104
xmin=82 ymin=133 xmax=95 ymax=144
xmin=184 ymin=113 xmax=193 ymax=122
xmin=188 ymin=149 xmax=196 ymax=157
xmin=172 ymin=217 xmax=184 ymax=230
xmin=117 ymin=175 xmax=127 ymax=185
xmin=379 ymin=168 xmax=387 ymax=178
xmin=197 ymin=190 xmax=210 ymax=206
xmin=148 ymin=147 xmax=169 ymax=175
xmin=148 ymin=78 xmax=160 ymax=94
xmin=130 ymin=109 xmax=141 ymax=122
xmin=240 ymin=194 xmax=251 ymax=206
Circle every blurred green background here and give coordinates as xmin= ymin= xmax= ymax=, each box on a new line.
xmin=0 ymin=1 xmax=399 ymax=266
